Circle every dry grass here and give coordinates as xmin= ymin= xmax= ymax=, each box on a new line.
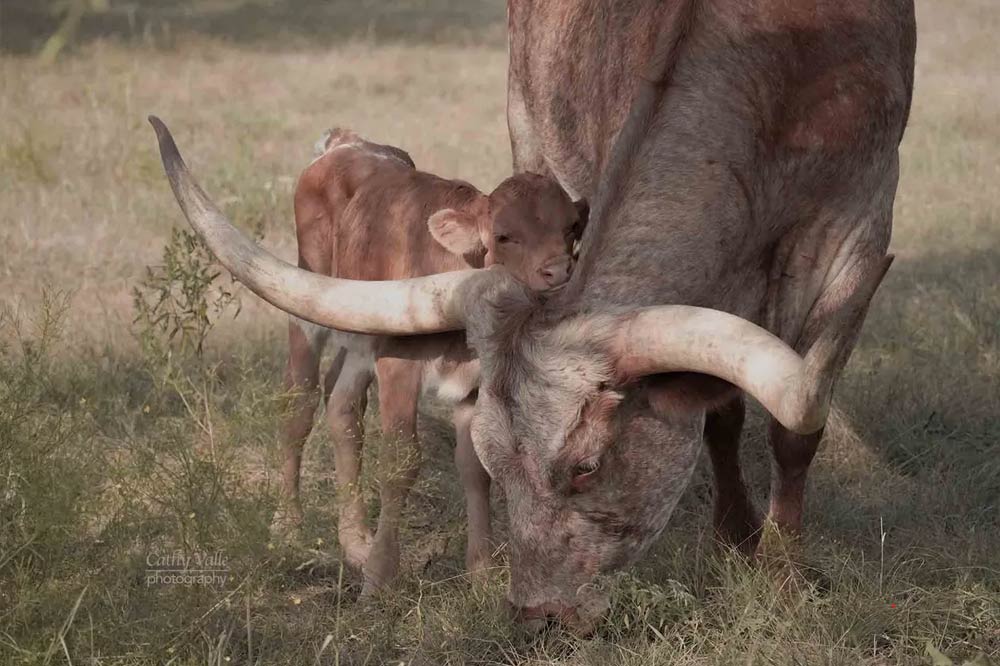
xmin=1 ymin=1 xmax=998 ymax=664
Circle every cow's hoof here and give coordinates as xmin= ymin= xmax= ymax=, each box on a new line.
xmin=359 ymin=543 xmax=399 ymax=596
xmin=762 ymin=555 xmax=826 ymax=598
xmin=713 ymin=506 xmax=763 ymax=557
xmin=339 ymin=525 xmax=374 ymax=570
xmin=465 ymin=550 xmax=496 ymax=582
xmin=754 ymin=519 xmax=830 ymax=595
xmin=358 ymin=577 xmax=383 ymax=601
xmin=358 ymin=567 xmax=396 ymax=601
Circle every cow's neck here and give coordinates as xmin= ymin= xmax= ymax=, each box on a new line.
xmin=551 ymin=1 xmax=897 ymax=327
xmin=559 ymin=94 xmax=770 ymax=321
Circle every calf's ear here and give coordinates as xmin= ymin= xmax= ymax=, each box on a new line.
xmin=428 ymin=209 xmax=485 ymax=256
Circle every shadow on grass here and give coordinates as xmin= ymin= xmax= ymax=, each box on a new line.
xmin=849 ymin=244 xmax=999 ymax=464
xmin=0 ymin=0 xmax=506 ymax=56
xmin=0 ymin=319 xmax=486 ymax=662
xmin=656 ymin=244 xmax=1000 ymax=582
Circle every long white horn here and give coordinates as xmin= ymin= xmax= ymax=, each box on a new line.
xmin=149 ymin=116 xmax=488 ymax=335
xmin=615 ymin=257 xmax=892 ymax=434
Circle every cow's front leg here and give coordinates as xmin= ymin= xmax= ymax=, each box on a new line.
xmin=763 ymin=253 xmax=884 ymax=537
xmin=326 ymin=352 xmax=375 ymax=570
xmin=453 ymin=395 xmax=493 ymax=577
xmin=761 ymin=420 xmax=825 ymax=589
xmin=766 ymin=420 xmax=823 ymax=534
xmin=704 ymin=395 xmax=761 ymax=554
xmin=362 ymin=357 xmax=422 ymax=593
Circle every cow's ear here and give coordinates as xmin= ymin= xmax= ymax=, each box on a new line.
xmin=645 ymin=373 xmax=740 ymax=420
xmin=571 ymin=200 xmax=589 ymax=258
xmin=574 ymin=199 xmax=590 ymax=232
xmin=428 ymin=209 xmax=485 ymax=256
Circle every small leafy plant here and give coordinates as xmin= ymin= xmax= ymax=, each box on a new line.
xmin=132 ymin=226 xmax=241 ymax=360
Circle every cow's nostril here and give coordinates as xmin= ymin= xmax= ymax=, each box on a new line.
xmin=511 ymin=606 xmax=549 ymax=634
xmin=511 ymin=601 xmax=572 ymax=626
xmin=510 ymin=599 xmax=599 ymax=635
xmin=511 ymin=601 xmax=542 ymax=620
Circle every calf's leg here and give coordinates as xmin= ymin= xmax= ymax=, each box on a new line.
xmin=325 ymin=351 xmax=375 ymax=569
xmin=275 ymin=319 xmax=330 ymax=531
xmin=454 ymin=395 xmax=493 ymax=576
xmin=362 ymin=357 xmax=422 ymax=592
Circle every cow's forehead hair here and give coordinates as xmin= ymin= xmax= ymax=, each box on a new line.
xmin=476 ymin=295 xmax=620 ymax=460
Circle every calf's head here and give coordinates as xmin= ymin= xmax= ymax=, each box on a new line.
xmin=427 ymin=173 xmax=587 ymax=290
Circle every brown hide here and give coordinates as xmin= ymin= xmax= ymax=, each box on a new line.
xmin=282 ymin=132 xmax=584 ymax=589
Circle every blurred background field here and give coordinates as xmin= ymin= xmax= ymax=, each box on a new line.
xmin=0 ymin=1 xmax=997 ymax=664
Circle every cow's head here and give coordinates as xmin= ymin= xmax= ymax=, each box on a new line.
xmin=458 ymin=274 xmax=887 ymax=630
xmin=150 ymin=116 xmax=890 ymax=632
xmin=427 ymin=173 xmax=587 ymax=291
xmin=465 ymin=301 xmax=703 ymax=631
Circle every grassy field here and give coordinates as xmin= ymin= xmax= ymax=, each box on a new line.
xmin=1 ymin=1 xmax=998 ymax=664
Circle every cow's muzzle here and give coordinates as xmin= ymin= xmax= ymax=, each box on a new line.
xmin=507 ymin=599 xmax=600 ymax=636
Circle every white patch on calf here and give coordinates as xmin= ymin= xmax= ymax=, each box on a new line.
xmin=312 ymin=130 xmax=333 ymax=158
xmin=423 ymin=357 xmax=481 ymax=404
xmin=309 ymin=130 xmax=412 ymax=168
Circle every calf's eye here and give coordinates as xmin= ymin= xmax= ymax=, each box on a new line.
xmin=495 ymin=234 xmax=512 ymax=244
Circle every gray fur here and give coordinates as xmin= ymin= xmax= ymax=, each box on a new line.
xmin=468 ymin=0 xmax=917 ymax=626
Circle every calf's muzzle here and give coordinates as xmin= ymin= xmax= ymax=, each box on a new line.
xmin=537 ymin=255 xmax=573 ymax=288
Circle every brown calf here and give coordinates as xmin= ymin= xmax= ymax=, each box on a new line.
xmin=278 ymin=129 xmax=586 ymax=592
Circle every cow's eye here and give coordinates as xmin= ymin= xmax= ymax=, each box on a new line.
xmin=573 ymin=459 xmax=600 ymax=477
xmin=495 ymin=234 xmax=512 ymax=244
xmin=570 ymin=458 xmax=601 ymax=492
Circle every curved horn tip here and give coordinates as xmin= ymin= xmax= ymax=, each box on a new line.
xmin=148 ymin=115 xmax=183 ymax=169
xmin=147 ymin=115 xmax=169 ymax=144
